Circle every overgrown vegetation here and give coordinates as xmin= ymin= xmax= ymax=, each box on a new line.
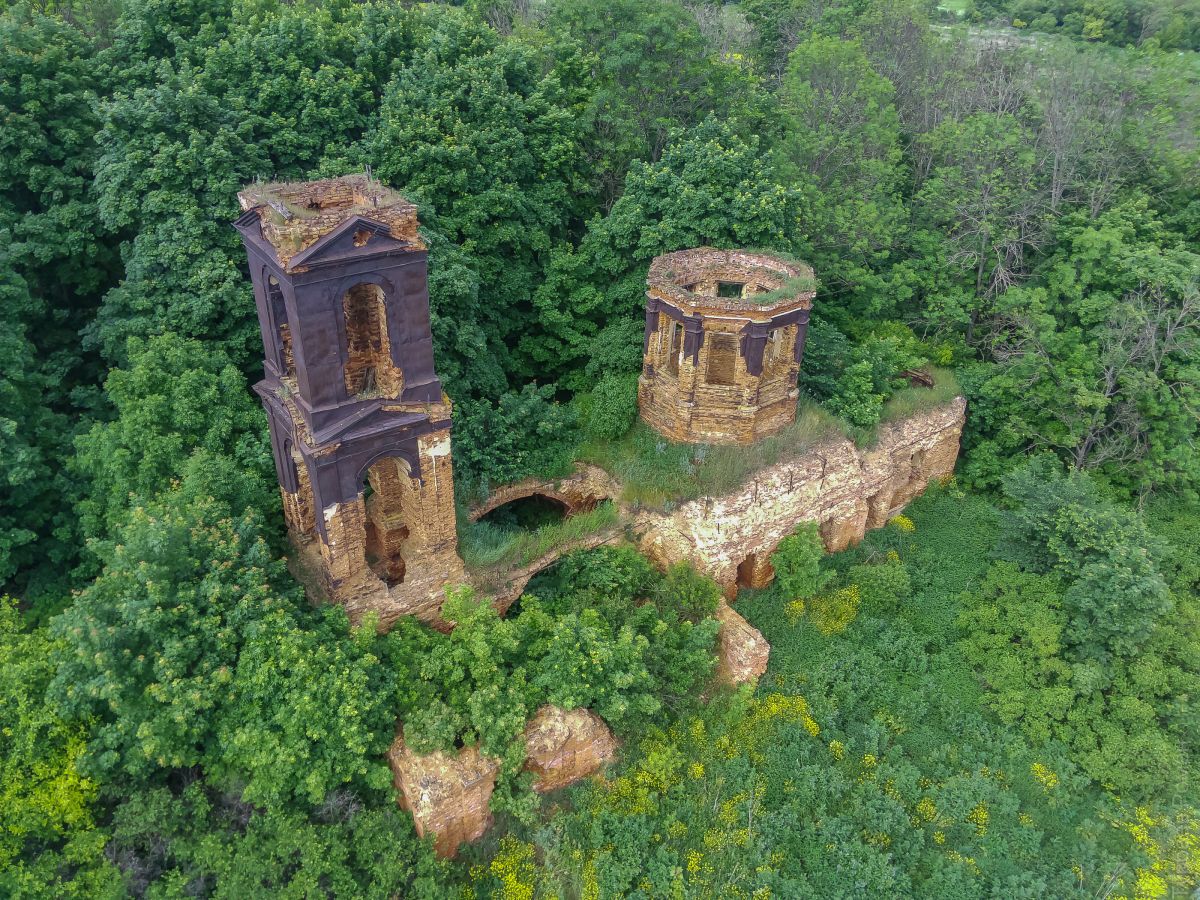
xmin=578 ymin=369 xmax=961 ymax=508
xmin=460 ymin=484 xmax=1199 ymax=896
xmin=384 ymin=549 xmax=721 ymax=822
xmin=458 ymin=501 xmax=620 ymax=572
xmin=2 ymin=0 xmax=1197 ymax=895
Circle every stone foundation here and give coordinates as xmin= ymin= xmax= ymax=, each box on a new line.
xmin=636 ymin=398 xmax=966 ymax=597
xmin=523 ymin=706 xmax=618 ymax=793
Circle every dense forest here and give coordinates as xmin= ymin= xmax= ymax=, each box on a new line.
xmin=2 ymin=0 xmax=1198 ymax=896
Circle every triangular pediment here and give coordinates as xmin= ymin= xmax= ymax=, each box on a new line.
xmin=288 ymin=215 xmax=415 ymax=270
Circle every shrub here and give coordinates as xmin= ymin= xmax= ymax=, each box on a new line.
xmin=771 ymin=523 xmax=832 ymax=600
xmin=849 ymin=557 xmax=911 ymax=612
xmin=806 ymin=584 xmax=862 ymax=635
xmin=583 ymin=372 xmax=640 ymax=440
xmin=655 ymin=562 xmax=722 ymax=621
xmin=452 ymin=384 xmax=580 ymax=502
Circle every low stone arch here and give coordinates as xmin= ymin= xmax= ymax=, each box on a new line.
xmin=467 ymin=466 xmax=617 ymax=524
xmin=469 ymin=486 xmax=583 ymax=523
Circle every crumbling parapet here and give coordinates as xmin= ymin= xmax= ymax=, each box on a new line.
xmin=638 ymin=248 xmax=816 ymax=446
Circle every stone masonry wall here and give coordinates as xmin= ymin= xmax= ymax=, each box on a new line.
xmin=303 ymin=427 xmax=465 ymax=631
xmin=635 ymin=398 xmax=966 ymax=597
xmin=638 ymin=318 xmax=802 ymax=445
xmin=388 ymin=733 xmax=498 ymax=859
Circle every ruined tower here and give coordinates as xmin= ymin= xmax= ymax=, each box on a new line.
xmin=235 ymin=174 xmax=463 ymax=627
xmin=637 ymin=248 xmax=816 ymax=445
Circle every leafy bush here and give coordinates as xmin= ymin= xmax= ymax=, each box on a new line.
xmin=580 ymin=372 xmax=639 ymax=441
xmin=655 ymin=561 xmax=722 ymax=622
xmin=801 ymin=315 xmax=929 ymax=426
xmin=999 ymin=456 xmax=1172 ymax=661
xmin=50 ymin=485 xmax=395 ymax=809
xmin=771 ymin=522 xmax=832 ymax=600
xmin=384 ymin=549 xmax=720 ymax=771
xmin=848 ymin=555 xmax=911 ymax=613
xmin=955 ymin=460 xmax=1198 ymax=799
xmin=0 ymin=599 xmax=104 ymax=876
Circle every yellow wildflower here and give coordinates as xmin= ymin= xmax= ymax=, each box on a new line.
xmin=1031 ymin=762 xmax=1059 ymax=790
xmin=967 ymin=802 xmax=990 ymax=836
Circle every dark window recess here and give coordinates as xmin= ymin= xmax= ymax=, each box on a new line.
xmin=766 ymin=329 xmax=783 ymax=370
xmin=717 ymin=281 xmax=745 ymax=299
xmin=667 ymin=321 xmax=682 ymax=376
xmin=707 ymin=334 xmax=738 ymax=385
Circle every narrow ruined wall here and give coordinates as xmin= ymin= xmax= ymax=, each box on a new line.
xmin=635 ymin=398 xmax=966 ymax=597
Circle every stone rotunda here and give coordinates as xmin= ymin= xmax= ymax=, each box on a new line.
xmin=637 ymin=247 xmax=816 ymax=445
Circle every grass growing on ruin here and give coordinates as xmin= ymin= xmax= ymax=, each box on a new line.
xmin=578 ymin=369 xmax=961 ymax=508
xmin=880 ymin=367 xmax=961 ymax=422
xmin=577 ymin=399 xmax=848 ymax=509
xmin=458 ymin=501 xmax=620 ymax=572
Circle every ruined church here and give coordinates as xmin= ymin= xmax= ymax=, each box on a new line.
xmin=235 ymin=174 xmax=966 ymax=854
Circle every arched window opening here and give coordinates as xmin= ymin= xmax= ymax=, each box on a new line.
xmin=363 ymin=456 xmax=414 ymax=587
xmin=342 ymin=283 xmax=402 ymax=398
xmin=267 ymin=275 xmax=294 ymax=378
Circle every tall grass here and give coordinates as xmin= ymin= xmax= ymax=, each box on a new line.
xmin=879 ymin=367 xmax=961 ymax=422
xmin=458 ymin=502 xmax=620 ymax=572
xmin=577 ymin=399 xmax=848 ymax=509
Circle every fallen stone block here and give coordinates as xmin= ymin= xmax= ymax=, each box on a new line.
xmin=387 ymin=733 xmax=499 ymax=859
xmin=523 ymin=705 xmax=618 ymax=793
xmin=715 ymin=601 xmax=770 ymax=686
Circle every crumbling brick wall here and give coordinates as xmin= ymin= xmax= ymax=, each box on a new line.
xmin=342 ymin=283 xmax=403 ymax=397
xmin=636 ymin=398 xmax=967 ymax=597
xmin=388 ymin=733 xmax=499 ymax=859
xmin=523 ymin=706 xmax=618 ymax=793
xmin=306 ymin=425 xmax=466 ymax=630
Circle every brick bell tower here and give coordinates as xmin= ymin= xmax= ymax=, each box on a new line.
xmin=235 ymin=174 xmax=464 ymax=627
